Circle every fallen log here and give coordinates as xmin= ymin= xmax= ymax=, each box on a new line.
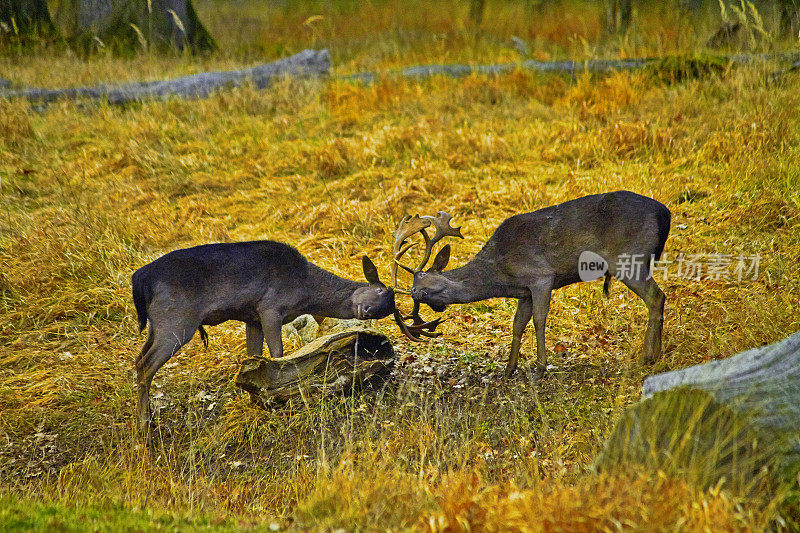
xmin=343 ymin=58 xmax=649 ymax=83
xmin=235 ymin=329 xmax=394 ymax=406
xmin=1 ymin=48 xmax=330 ymax=104
xmin=344 ymin=51 xmax=800 ymax=83
xmin=596 ymin=332 xmax=800 ymax=497
xmin=5 ymin=49 xmax=799 ymax=105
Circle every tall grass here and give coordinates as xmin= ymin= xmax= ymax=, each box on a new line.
xmin=2 ymin=1 xmax=800 ymax=529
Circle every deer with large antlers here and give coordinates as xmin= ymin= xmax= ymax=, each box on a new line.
xmin=399 ymin=191 xmax=671 ymax=378
xmin=132 ymin=241 xmax=395 ymax=428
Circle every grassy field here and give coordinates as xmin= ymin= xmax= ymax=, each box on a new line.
xmin=2 ymin=0 xmax=800 ymax=530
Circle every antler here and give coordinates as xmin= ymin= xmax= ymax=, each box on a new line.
xmin=391 ymin=214 xmax=432 ymax=290
xmin=391 ymin=211 xmax=463 ymax=342
xmin=421 ymin=211 xmax=463 ymax=265
xmin=391 ymin=212 xmax=464 ymax=287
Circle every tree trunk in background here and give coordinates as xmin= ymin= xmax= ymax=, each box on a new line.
xmin=469 ymin=0 xmax=486 ymax=26
xmin=775 ymin=0 xmax=800 ymax=37
xmin=526 ymin=0 xmax=549 ymax=12
xmin=596 ymin=332 xmax=800 ymax=497
xmin=55 ymin=0 xmax=214 ymax=54
xmin=604 ymin=0 xmax=632 ymax=34
xmin=679 ymin=0 xmax=705 ymax=12
xmin=0 ymin=0 xmax=57 ymax=40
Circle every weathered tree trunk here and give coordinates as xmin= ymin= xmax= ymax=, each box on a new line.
xmin=55 ymin=0 xmax=214 ymax=53
xmin=3 ymin=49 xmax=330 ymax=104
xmin=706 ymin=20 xmax=744 ymax=49
xmin=469 ymin=0 xmax=486 ymax=26
xmin=0 ymin=0 xmax=57 ymax=40
xmin=776 ymin=0 xmax=800 ymax=37
xmin=679 ymin=0 xmax=705 ymax=12
xmin=597 ymin=332 xmax=800 ymax=496
xmin=604 ymin=0 xmax=633 ymax=34
xmin=235 ymin=330 xmax=395 ymax=406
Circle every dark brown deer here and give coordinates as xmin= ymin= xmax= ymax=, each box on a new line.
xmin=132 ymin=241 xmax=395 ymax=427
xmin=404 ymin=191 xmax=671 ymax=378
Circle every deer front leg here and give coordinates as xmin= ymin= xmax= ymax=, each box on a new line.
xmin=530 ymin=277 xmax=554 ymax=378
xmin=259 ymin=309 xmax=284 ymax=359
xmin=246 ymin=323 xmax=264 ymax=356
xmin=505 ymin=295 xmax=533 ymax=378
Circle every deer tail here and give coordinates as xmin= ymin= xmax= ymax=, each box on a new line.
xmin=131 ymin=270 xmax=151 ymax=333
xmin=653 ymin=206 xmax=672 ymax=261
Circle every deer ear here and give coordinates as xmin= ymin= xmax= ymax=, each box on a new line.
xmin=429 ymin=244 xmax=451 ymax=272
xmin=362 ymin=255 xmax=380 ymax=284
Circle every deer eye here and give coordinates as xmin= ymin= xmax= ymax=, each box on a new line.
xmin=376 ymin=288 xmax=384 ymax=294
xmin=417 ymin=272 xmax=427 ymax=279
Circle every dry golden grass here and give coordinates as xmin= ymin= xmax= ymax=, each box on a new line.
xmin=421 ymin=468 xmax=752 ymax=532
xmin=2 ymin=1 xmax=800 ymax=530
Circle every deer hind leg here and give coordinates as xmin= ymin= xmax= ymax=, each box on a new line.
xmin=505 ymin=296 xmax=532 ymax=378
xmin=135 ymin=327 xmax=155 ymax=369
xmin=245 ymin=323 xmax=264 ymax=356
xmin=135 ymin=328 xmax=156 ymax=430
xmin=530 ymin=278 xmax=554 ymax=377
xmin=619 ymin=275 xmax=665 ymax=364
xmin=135 ymin=322 xmax=197 ymax=431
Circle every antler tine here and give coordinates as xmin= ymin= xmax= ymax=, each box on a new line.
xmin=406 ymin=301 xmax=444 ymax=335
xmin=413 ymin=228 xmax=435 ymax=272
xmin=392 ymin=212 xmax=462 ymax=278
xmin=392 ymin=215 xmax=432 ymax=251
xmin=394 ymin=240 xmax=418 ymax=259
xmin=392 ymin=283 xmax=446 ymax=342
xmin=406 ymin=301 xmax=445 ymax=335
xmin=392 ymin=309 xmax=444 ymax=342
xmin=394 ymin=241 xmax=418 ymax=278
xmin=392 ymin=215 xmax=433 ymax=288
xmin=406 ymin=211 xmax=463 ymax=273
xmin=422 ymin=211 xmax=464 ymax=247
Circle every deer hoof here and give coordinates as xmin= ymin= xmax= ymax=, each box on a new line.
xmin=137 ymin=403 xmax=152 ymax=436
xmin=531 ymin=365 xmax=546 ymax=381
xmin=641 ymin=350 xmax=657 ymax=365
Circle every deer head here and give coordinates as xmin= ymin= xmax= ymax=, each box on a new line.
xmin=391 ymin=211 xmax=463 ymax=341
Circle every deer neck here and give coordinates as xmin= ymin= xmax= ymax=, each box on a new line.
xmin=442 ymin=256 xmax=504 ymax=303
xmin=304 ymin=264 xmax=366 ymax=318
